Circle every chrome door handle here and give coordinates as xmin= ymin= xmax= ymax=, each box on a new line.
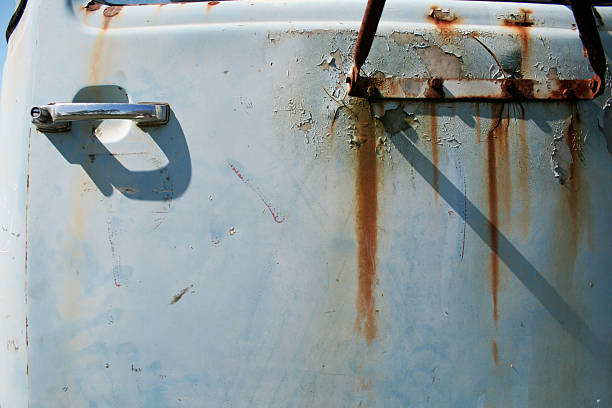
xmin=30 ymin=102 xmax=170 ymax=132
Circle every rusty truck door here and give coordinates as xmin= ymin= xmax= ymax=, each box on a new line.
xmin=0 ymin=0 xmax=611 ymax=406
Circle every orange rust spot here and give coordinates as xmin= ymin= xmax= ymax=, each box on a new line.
xmin=102 ymin=6 xmax=123 ymax=30
xmin=354 ymin=102 xmax=378 ymax=345
xmin=428 ymin=7 xmax=458 ymax=26
xmin=501 ymin=79 xmax=535 ymax=100
xmin=503 ymin=8 xmax=534 ymax=27
xmin=208 ymin=1 xmax=220 ymax=5
xmin=427 ymin=6 xmax=461 ymax=43
xmin=430 ymin=104 xmax=439 ymax=196
xmin=551 ymin=78 xmax=599 ymax=100
xmin=85 ymin=1 xmax=102 ymax=12
xmin=424 ymin=78 xmax=445 ymax=99
xmin=491 ymin=339 xmax=499 ymax=366
xmin=103 ymin=5 xmax=122 ymax=18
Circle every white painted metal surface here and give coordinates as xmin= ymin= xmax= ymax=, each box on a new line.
xmin=1 ymin=0 xmax=611 ymax=406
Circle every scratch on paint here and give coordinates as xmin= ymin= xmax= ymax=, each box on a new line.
xmin=106 ymin=219 xmax=121 ymax=287
xmin=456 ymin=157 xmax=467 ymax=260
xmin=227 ymin=161 xmax=285 ymax=223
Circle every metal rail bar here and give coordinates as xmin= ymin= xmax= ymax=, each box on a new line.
xmin=347 ymin=0 xmax=606 ymax=100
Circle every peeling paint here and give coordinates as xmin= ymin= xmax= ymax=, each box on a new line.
xmin=417 ymin=46 xmax=463 ymax=78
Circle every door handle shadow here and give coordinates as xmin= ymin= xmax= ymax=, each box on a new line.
xmin=43 ymin=109 xmax=191 ymax=201
xmin=390 ymin=129 xmax=611 ymax=372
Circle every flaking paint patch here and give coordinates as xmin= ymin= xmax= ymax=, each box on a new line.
xmin=553 ymin=108 xmax=591 ymax=268
xmin=353 ymin=101 xmax=378 ymax=345
xmin=417 ymin=46 xmax=463 ymax=78
xmin=390 ymin=31 xmax=425 ymax=47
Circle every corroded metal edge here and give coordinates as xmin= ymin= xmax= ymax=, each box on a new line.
xmin=347 ymin=75 xmax=601 ymax=100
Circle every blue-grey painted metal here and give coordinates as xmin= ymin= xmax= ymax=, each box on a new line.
xmin=1 ymin=0 xmax=611 ymax=406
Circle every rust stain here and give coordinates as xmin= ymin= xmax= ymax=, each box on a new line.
xmin=427 ymin=6 xmax=461 ymax=43
xmin=424 ymin=78 xmax=445 ymax=99
xmin=500 ymin=107 xmax=511 ymax=223
xmin=90 ymin=6 xmax=122 ymax=83
xmin=503 ymin=8 xmax=534 ymax=27
xmin=475 ymin=102 xmax=481 ymax=144
xmin=354 ymin=101 xmax=378 ymax=345
xmin=85 ymin=1 xmax=102 ymax=13
xmin=486 ymin=104 xmax=505 ymax=321
xmin=503 ymin=9 xmax=532 ymax=73
xmin=501 ymin=79 xmax=534 ymax=100
xmin=491 ymin=339 xmax=499 ymax=366
xmin=554 ymin=106 xmax=592 ymax=269
xmin=430 ymin=104 xmax=439 ymax=196
xmin=550 ymin=79 xmax=599 ymax=100
xmin=208 ymin=1 xmax=220 ymax=5
xmin=103 ymin=6 xmax=123 ymax=29
xmin=428 ymin=7 xmax=458 ymax=26
xmin=518 ymin=107 xmax=530 ymax=238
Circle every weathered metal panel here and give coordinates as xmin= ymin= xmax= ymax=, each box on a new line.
xmin=1 ymin=0 xmax=611 ymax=406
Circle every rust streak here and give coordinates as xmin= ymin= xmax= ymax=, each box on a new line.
xmin=102 ymin=6 xmax=123 ymax=30
xmin=430 ymin=104 xmax=439 ymax=197
xmin=491 ymin=339 xmax=499 ymax=366
xmin=486 ymin=104 xmax=504 ymax=321
xmin=503 ymin=9 xmax=532 ymax=73
xmin=91 ymin=6 xmax=122 ymax=83
xmin=556 ymin=106 xmax=590 ymax=268
xmin=354 ymin=102 xmax=378 ymax=345
xmin=500 ymin=108 xmax=511 ymax=222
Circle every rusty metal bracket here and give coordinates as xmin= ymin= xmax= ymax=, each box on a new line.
xmin=347 ymin=0 xmax=606 ymax=100
xmin=569 ymin=0 xmax=606 ymax=98
xmin=349 ymin=76 xmax=601 ymax=100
